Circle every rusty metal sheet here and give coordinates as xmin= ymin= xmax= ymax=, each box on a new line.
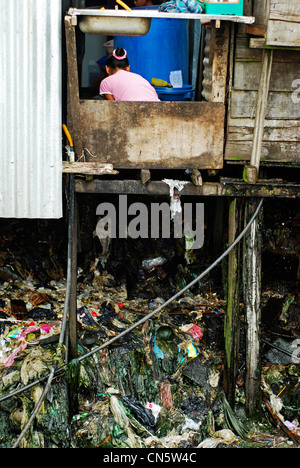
xmin=78 ymin=101 xmax=225 ymax=170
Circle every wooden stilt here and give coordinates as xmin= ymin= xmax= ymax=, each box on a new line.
xmin=191 ymin=169 xmax=203 ymax=186
xmin=69 ymin=191 xmax=78 ymax=361
xmin=243 ymin=198 xmax=263 ymax=419
xmin=65 ymin=15 xmax=84 ymax=160
xmin=224 ymin=198 xmax=242 ymax=408
xmin=140 ymin=169 xmax=151 ymax=185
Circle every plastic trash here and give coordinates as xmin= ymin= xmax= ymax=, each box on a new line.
xmin=184 ymin=324 xmax=203 ymax=340
xmin=209 ymin=370 xmax=220 ymax=388
xmin=145 ymin=402 xmax=162 ymax=423
xmin=144 ymin=430 xmax=195 ymax=449
xmin=78 ymin=306 xmax=101 ymax=328
xmin=153 ymin=337 xmax=165 ymax=360
xmin=187 ymin=343 xmax=198 ymax=358
xmin=99 ymin=302 xmax=117 ymax=324
xmin=142 ymin=257 xmax=167 ymax=270
xmin=197 ymin=429 xmax=237 ymax=448
xmin=159 ymin=0 xmax=203 ymax=13
xmin=28 ymin=306 xmax=57 ymax=321
xmin=284 ymin=421 xmax=297 ymax=431
xmin=163 ymin=179 xmax=189 ymax=219
xmin=4 ymin=341 xmax=28 ymax=367
xmin=122 ymin=396 xmax=156 ymax=428
xmin=179 ymin=342 xmax=199 ymax=364
xmin=6 ymin=326 xmax=23 ymax=340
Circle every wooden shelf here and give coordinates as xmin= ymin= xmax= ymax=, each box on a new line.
xmin=68 ymin=7 xmax=255 ymax=25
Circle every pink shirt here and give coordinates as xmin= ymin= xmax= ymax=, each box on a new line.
xmin=100 ymin=70 xmax=160 ymax=102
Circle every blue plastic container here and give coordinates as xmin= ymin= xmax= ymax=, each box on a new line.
xmin=114 ymin=8 xmax=189 ymax=85
xmin=202 ymin=0 xmax=243 ymax=16
xmin=155 ymin=85 xmax=195 ymax=102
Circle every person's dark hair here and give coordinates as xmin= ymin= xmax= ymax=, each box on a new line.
xmin=106 ymin=47 xmax=129 ymax=70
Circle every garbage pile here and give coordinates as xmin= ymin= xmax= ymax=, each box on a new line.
xmin=0 ymin=217 xmax=299 ymax=448
xmin=69 ymin=261 xmax=300 ymax=449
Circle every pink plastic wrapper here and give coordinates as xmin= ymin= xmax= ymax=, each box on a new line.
xmin=4 ymin=341 xmax=28 ymax=367
xmin=187 ymin=324 xmax=203 ymax=340
xmin=19 ymin=323 xmax=54 ymax=339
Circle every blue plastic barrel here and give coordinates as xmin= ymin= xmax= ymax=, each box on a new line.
xmin=114 ymin=9 xmax=189 ymax=85
xmin=154 ymin=84 xmax=195 ymax=102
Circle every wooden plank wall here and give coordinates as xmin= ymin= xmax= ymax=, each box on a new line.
xmin=80 ymin=101 xmax=225 ymax=169
xmin=253 ymin=0 xmax=300 ymax=47
xmin=225 ymin=34 xmax=300 ymax=164
xmin=268 ymin=0 xmax=300 ymax=47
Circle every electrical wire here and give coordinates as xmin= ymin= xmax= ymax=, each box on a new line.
xmin=262 ymin=338 xmax=296 ymax=359
xmin=3 ymin=198 xmax=263 ymax=447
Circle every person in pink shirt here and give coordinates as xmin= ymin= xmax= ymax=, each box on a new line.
xmin=100 ymin=48 xmax=160 ymax=102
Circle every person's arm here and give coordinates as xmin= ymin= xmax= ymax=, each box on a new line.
xmin=103 ymin=93 xmax=115 ymax=101
xmin=100 ymin=77 xmax=115 ymax=100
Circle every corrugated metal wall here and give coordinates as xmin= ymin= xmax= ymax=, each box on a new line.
xmin=0 ymin=0 xmax=62 ymax=219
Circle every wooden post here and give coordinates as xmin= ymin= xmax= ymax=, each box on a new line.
xmin=140 ymin=169 xmax=151 ymax=185
xmin=211 ymin=22 xmax=230 ymax=104
xmin=246 ymin=49 xmax=273 ymax=182
xmin=69 ymin=190 xmax=78 ymax=361
xmin=65 ymin=15 xmax=80 ymax=361
xmin=243 ymin=198 xmax=263 ymax=419
xmin=191 ymin=169 xmax=203 ymax=186
xmin=224 ymin=198 xmax=242 ymax=408
xmin=65 ymin=15 xmax=84 ymax=160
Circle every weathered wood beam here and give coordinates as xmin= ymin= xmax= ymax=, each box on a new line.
xmin=224 ymin=198 xmax=242 ymax=408
xmin=69 ymin=189 xmax=78 ymax=362
xmin=211 ymin=22 xmax=230 ymax=104
xmin=243 ymin=198 xmax=263 ymax=419
xmin=64 ymin=15 xmax=83 ymax=160
xmin=250 ymin=37 xmax=300 ymax=50
xmin=63 ymin=162 xmax=118 ymax=175
xmin=191 ymin=169 xmax=203 ymax=186
xmin=74 ymin=179 xmax=300 ymax=199
xmin=247 ymin=49 xmax=273 ymax=181
xmin=245 ymin=24 xmax=266 ymax=37
xmin=140 ymin=169 xmax=151 ymax=185
xmin=68 ymin=8 xmax=255 ymax=24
